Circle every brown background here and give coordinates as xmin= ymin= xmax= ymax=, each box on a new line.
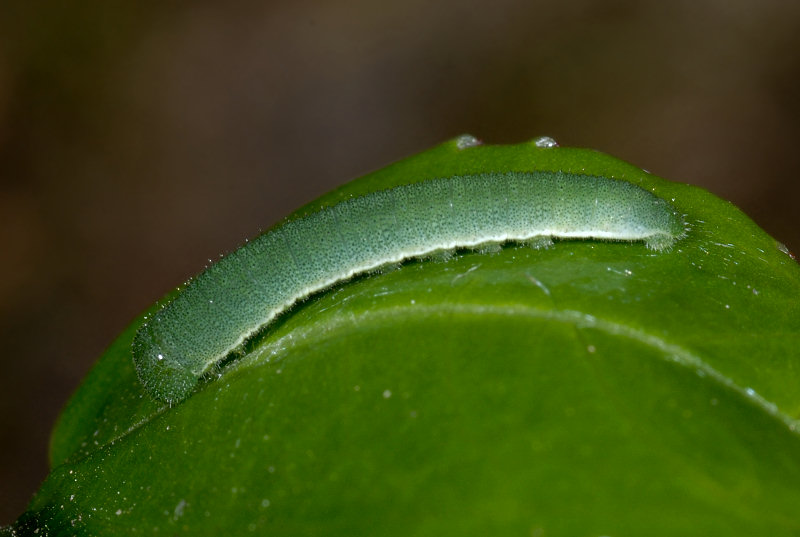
xmin=1 ymin=0 xmax=799 ymax=524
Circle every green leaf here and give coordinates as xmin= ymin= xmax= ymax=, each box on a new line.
xmin=7 ymin=137 xmax=800 ymax=536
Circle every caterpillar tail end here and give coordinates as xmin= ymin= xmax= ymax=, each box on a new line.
xmin=132 ymin=330 xmax=199 ymax=405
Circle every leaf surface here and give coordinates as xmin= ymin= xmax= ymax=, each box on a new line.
xmin=10 ymin=138 xmax=800 ymax=536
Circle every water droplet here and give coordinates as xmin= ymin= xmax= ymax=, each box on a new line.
xmin=455 ymin=134 xmax=482 ymax=149
xmin=776 ymin=241 xmax=797 ymax=260
xmin=173 ymin=499 xmax=187 ymax=519
xmin=533 ymin=136 xmax=559 ymax=148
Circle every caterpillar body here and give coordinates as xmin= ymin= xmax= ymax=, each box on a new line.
xmin=132 ymin=171 xmax=685 ymax=403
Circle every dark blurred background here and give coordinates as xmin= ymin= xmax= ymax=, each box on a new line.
xmin=1 ymin=0 xmax=799 ymax=524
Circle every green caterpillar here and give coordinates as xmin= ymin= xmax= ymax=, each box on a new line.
xmin=133 ymin=170 xmax=685 ymax=403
